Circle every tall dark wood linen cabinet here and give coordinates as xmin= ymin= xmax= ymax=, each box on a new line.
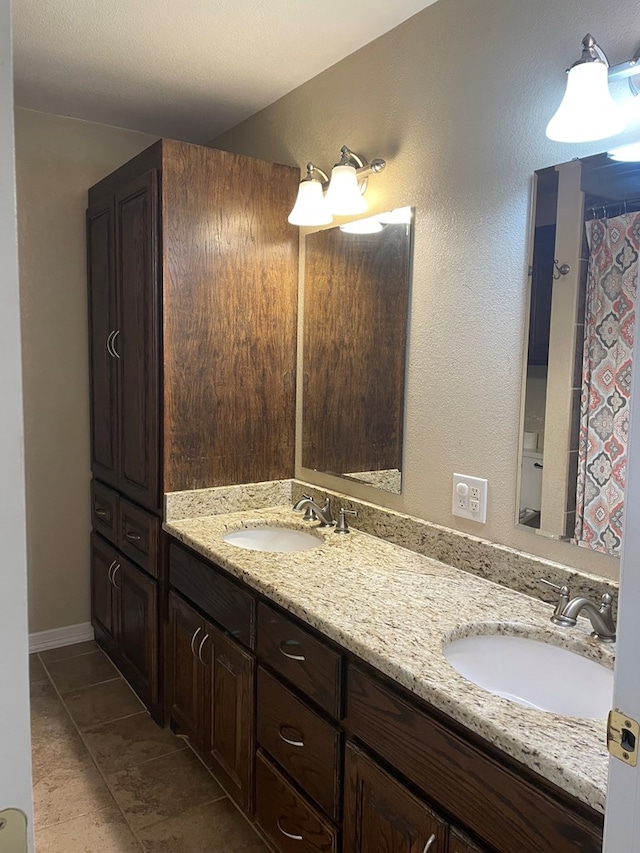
xmin=86 ymin=139 xmax=299 ymax=721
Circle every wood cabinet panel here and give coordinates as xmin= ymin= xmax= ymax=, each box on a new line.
xmin=258 ymin=603 xmax=342 ymax=718
xmin=205 ymin=622 xmax=255 ymax=811
xmin=118 ymin=497 xmax=159 ymax=577
xmin=115 ymin=170 xmax=160 ymax=511
xmin=256 ymin=750 xmax=338 ymax=853
xmin=257 ymin=667 xmax=342 ymax=821
xmin=161 ymin=141 xmax=299 ymax=490
xmin=346 ymin=666 xmax=602 ymax=853
xmin=118 ymin=558 xmax=158 ymax=707
xmin=344 ymin=742 xmax=448 ymax=853
xmin=448 ymin=828 xmax=487 ymax=853
xmin=91 ymin=480 xmax=119 ymax=546
xmin=90 ymin=532 xmax=119 ymax=659
xmin=167 ymin=591 xmax=206 ymax=746
xmin=87 ymin=199 xmax=118 ymax=487
xmin=169 ymin=543 xmax=255 ymax=647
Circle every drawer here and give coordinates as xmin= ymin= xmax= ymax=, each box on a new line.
xmin=256 ymin=750 xmax=338 ymax=853
xmin=347 ymin=666 xmax=603 ymax=853
xmin=258 ymin=603 xmax=342 ymax=718
xmin=257 ymin=667 xmax=342 ymax=820
xmin=449 ymin=827 xmax=487 ymax=853
xmin=169 ymin=543 xmax=255 ymax=647
xmin=91 ymin=480 xmax=119 ymax=545
xmin=119 ymin=498 xmax=159 ymax=577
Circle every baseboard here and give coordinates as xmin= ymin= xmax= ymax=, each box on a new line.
xmin=29 ymin=622 xmax=95 ymax=654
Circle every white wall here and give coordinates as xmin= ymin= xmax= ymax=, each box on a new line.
xmin=0 ymin=0 xmax=33 ymax=844
xmin=15 ymin=109 xmax=157 ymax=634
xmin=214 ymin=0 xmax=640 ymax=582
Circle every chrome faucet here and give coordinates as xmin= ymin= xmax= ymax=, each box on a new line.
xmin=292 ymin=496 xmax=334 ymax=527
xmin=540 ymin=579 xmax=616 ymax=643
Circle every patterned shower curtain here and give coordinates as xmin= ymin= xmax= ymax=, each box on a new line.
xmin=574 ymin=212 xmax=640 ymax=556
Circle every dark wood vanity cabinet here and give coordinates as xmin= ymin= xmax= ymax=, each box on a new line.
xmin=344 ymin=742 xmax=448 ymax=853
xmin=166 ymin=578 xmax=255 ymax=811
xmin=90 ymin=531 xmax=158 ymax=712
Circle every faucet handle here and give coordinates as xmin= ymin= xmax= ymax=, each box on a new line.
xmin=540 ymin=578 xmax=571 ymax=619
xmin=335 ymin=508 xmax=357 ymax=534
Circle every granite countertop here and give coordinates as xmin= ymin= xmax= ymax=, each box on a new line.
xmin=164 ymin=506 xmax=613 ymax=815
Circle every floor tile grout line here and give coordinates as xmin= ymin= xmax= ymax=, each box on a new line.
xmin=34 ymin=801 xmax=116 ymax=834
xmin=129 ymin=794 xmax=230 ymax=836
xmin=45 ymin=674 xmax=123 ymax=696
xmin=36 ymin=645 xmax=101 ymax=666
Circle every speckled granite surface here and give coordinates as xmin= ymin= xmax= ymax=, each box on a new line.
xmin=165 ymin=481 xmax=293 ymax=521
xmin=164 ymin=506 xmax=613 ymax=815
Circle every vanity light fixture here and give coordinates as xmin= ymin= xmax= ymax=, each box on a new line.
xmin=288 ymin=163 xmax=333 ymax=226
xmin=546 ymin=33 xmax=639 ymax=143
xmin=339 ymin=215 xmax=384 ymax=234
xmin=288 ymin=144 xmax=386 ymax=227
xmin=608 ymin=141 xmax=640 ymax=161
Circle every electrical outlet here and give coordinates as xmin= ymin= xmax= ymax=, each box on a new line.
xmin=452 ymin=474 xmax=488 ymax=523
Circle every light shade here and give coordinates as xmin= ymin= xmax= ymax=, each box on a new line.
xmin=546 ymin=61 xmax=627 ymax=143
xmin=324 ymin=164 xmax=367 ymax=215
xmin=609 ymin=141 xmax=640 ymax=161
xmin=339 ymin=215 xmax=384 ymax=234
xmin=287 ymin=178 xmax=333 ymax=226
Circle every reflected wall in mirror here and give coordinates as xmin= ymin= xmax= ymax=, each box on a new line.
xmin=520 ymin=153 xmax=640 ymax=557
xmin=302 ymin=208 xmax=413 ymax=494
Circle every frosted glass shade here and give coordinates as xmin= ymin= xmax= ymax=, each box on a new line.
xmin=609 ymin=141 xmax=640 ymax=162
xmin=546 ymin=61 xmax=626 ymax=143
xmin=325 ymin=165 xmax=367 ymax=215
xmin=288 ymin=179 xmax=333 ymax=226
xmin=339 ymin=216 xmax=383 ymax=234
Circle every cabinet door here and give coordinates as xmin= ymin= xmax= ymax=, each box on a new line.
xmin=115 ymin=170 xmax=160 ymax=510
xmin=167 ymin=592 xmax=206 ymax=747
xmin=204 ymin=621 xmax=255 ymax=812
xmin=90 ymin=533 xmax=119 ymax=659
xmin=117 ymin=558 xmax=158 ymax=708
xmin=344 ymin=742 xmax=448 ymax=853
xmin=87 ymin=199 xmax=118 ymax=487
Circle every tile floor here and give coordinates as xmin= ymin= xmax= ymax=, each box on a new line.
xmin=30 ymin=641 xmax=269 ymax=852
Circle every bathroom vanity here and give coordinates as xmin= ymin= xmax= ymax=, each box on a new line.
xmin=161 ymin=502 xmax=609 ymax=853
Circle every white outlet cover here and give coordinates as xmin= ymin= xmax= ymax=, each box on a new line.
xmin=452 ymin=473 xmax=488 ymax=523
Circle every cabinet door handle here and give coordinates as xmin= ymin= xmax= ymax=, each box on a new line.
xmin=125 ymin=529 xmax=142 ymax=541
xmin=107 ymin=559 xmax=117 ymax=584
xmin=190 ymin=627 xmax=202 ymax=657
xmin=111 ymin=329 xmax=121 ymax=359
xmin=197 ymin=633 xmax=210 ymax=665
xmin=111 ymin=563 xmax=121 ymax=590
xmin=106 ymin=330 xmax=116 ymax=358
xmin=279 ymin=640 xmax=306 ymax=662
xmin=278 ymin=725 xmax=305 ymax=748
xmin=422 ymin=834 xmax=436 ymax=852
xmin=95 ymin=507 xmax=107 ymax=518
xmin=276 ymin=818 xmax=303 ymax=841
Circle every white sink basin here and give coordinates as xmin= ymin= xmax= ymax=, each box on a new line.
xmin=444 ymin=633 xmax=613 ymax=719
xmin=222 ymin=527 xmax=322 ymax=553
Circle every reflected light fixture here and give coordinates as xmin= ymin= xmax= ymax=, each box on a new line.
xmin=546 ymin=33 xmax=640 ymax=143
xmin=339 ymin=215 xmax=384 ymax=234
xmin=608 ymin=141 xmax=640 ymax=161
xmin=288 ymin=144 xmax=386 ymax=227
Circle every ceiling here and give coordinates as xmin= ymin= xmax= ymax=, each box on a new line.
xmin=12 ymin=0 xmax=439 ymax=144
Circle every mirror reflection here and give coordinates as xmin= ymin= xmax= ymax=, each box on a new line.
xmin=520 ymin=153 xmax=640 ymax=556
xmin=301 ymin=208 xmax=413 ymax=493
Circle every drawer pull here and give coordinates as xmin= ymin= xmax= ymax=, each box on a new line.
xmin=279 ymin=640 xmax=306 ymax=662
xmin=95 ymin=507 xmax=108 ymax=518
xmin=422 ymin=834 xmax=436 ymax=852
xmin=111 ymin=563 xmax=121 ymax=590
xmin=276 ymin=817 xmax=303 ymax=841
xmin=125 ymin=529 xmax=142 ymax=541
xmin=278 ymin=725 xmax=305 ymax=748
xmin=190 ymin=626 xmax=202 ymax=657
xmin=107 ymin=559 xmax=117 ymax=584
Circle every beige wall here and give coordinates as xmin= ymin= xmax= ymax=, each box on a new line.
xmin=16 ymin=109 xmax=157 ymax=634
xmin=214 ymin=0 xmax=640 ymax=581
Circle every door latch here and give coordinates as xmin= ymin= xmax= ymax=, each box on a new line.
xmin=607 ymin=709 xmax=639 ymax=767
xmin=0 ymin=808 xmax=28 ymax=853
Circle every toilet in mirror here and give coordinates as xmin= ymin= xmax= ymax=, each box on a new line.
xmin=519 ymin=148 xmax=640 ymax=558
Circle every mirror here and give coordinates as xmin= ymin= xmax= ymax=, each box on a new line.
xmin=301 ymin=208 xmax=414 ymax=493
xmin=519 ymin=152 xmax=640 ymax=557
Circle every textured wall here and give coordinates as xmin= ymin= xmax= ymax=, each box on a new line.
xmin=15 ymin=109 xmax=157 ymax=633
xmin=214 ymin=0 xmax=640 ymax=581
